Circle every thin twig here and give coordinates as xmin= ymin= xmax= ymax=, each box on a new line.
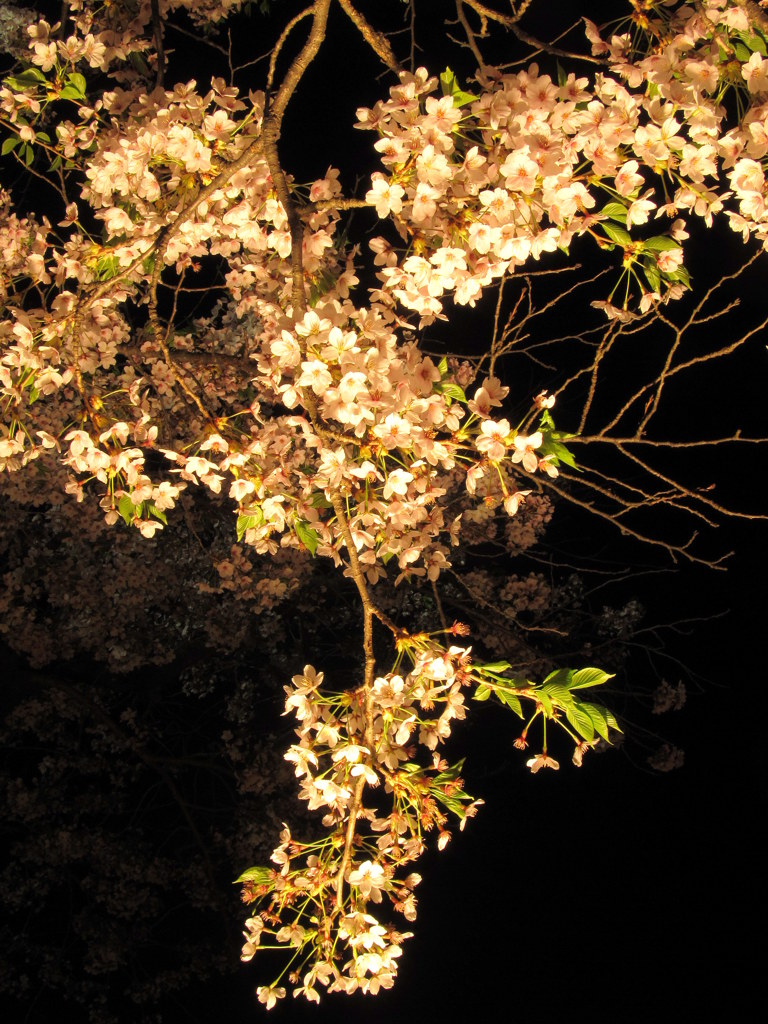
xmin=266 ymin=7 xmax=314 ymax=96
xmin=150 ymin=0 xmax=166 ymax=89
xmin=337 ymin=0 xmax=402 ymax=73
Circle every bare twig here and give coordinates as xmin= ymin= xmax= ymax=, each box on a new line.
xmin=455 ymin=0 xmax=486 ymax=68
xmin=150 ymin=0 xmax=166 ymax=89
xmin=266 ymin=7 xmax=314 ymax=96
xmin=337 ymin=0 xmax=402 ymax=74
xmin=148 ymin=262 xmax=214 ymax=425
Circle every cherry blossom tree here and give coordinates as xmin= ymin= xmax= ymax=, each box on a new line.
xmin=1 ymin=0 xmax=766 ymax=1006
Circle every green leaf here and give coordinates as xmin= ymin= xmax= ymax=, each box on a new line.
xmin=480 ymin=661 xmax=513 ymax=674
xmin=539 ymin=434 xmax=580 ymax=471
xmin=537 ymin=690 xmax=554 ymax=717
xmin=643 ymin=235 xmax=681 ymax=253
xmin=473 ymin=683 xmax=493 ymax=701
xmin=235 ymin=865 xmax=273 ymax=885
xmin=118 ymin=494 xmax=135 ymax=526
xmin=433 ymin=760 xmax=464 ymax=786
xmin=542 ymin=667 xmax=572 ymax=688
xmin=432 ymin=789 xmax=471 ymax=817
xmin=565 ymin=703 xmax=596 ymax=742
xmin=540 ymin=681 xmax=573 ymax=706
xmin=1 ymin=137 xmax=19 ymax=155
xmin=439 ymin=67 xmax=478 ymax=108
xmin=308 ymin=267 xmax=338 ymax=307
xmin=95 ymin=254 xmax=120 ymax=280
xmin=738 ymin=30 xmax=767 ymax=57
xmin=294 ymin=518 xmax=319 ymax=557
xmin=569 ymin=667 xmax=614 ymax=690
xmin=309 ymin=491 xmax=333 ymax=509
xmin=147 ymin=504 xmax=168 ymax=525
xmin=438 ymin=356 xmax=448 ymax=376
xmin=440 ymin=67 xmax=456 ymax=96
xmin=539 ymin=408 xmax=555 ymax=430
xmin=129 ymin=52 xmax=151 ymax=77
xmin=551 ymin=440 xmax=579 ymax=470
xmin=495 ymin=688 xmax=523 ymax=718
xmin=236 ymin=511 xmax=262 ymax=541
xmin=733 ymin=41 xmax=752 ymax=63
xmin=600 ymin=201 xmax=629 ymax=223
xmin=59 ymin=85 xmax=83 ymax=101
xmin=580 ymin=702 xmax=619 ymax=742
xmin=666 ymin=265 xmax=691 ymax=288
xmin=602 ymin=221 xmax=632 ymax=245
xmin=4 ymin=69 xmax=46 ymax=91
xmin=435 ymin=380 xmax=467 ymax=403
xmin=23 ymin=144 xmax=34 ymax=166
xmin=67 ymin=72 xmax=86 ymax=97
xmin=643 ymin=260 xmax=661 ymax=294
xmin=603 ymin=707 xmax=622 ymax=733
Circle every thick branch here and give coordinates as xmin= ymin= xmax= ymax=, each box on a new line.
xmin=734 ymin=0 xmax=768 ymax=34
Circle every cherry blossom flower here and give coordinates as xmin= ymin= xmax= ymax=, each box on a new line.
xmin=256 ymin=985 xmax=286 ymax=1010
xmin=511 ymin=431 xmax=543 ymax=473
xmin=348 ymin=860 xmax=389 ymax=902
xmin=476 ymin=418 xmax=511 ymax=462
xmin=526 ymin=753 xmax=560 ymax=773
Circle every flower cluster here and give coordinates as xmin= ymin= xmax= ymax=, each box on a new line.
xmin=238 ymin=639 xmax=616 ymax=1002
xmin=237 ymin=642 xmax=478 ymax=1000
xmin=357 ymin=2 xmax=768 ymax=321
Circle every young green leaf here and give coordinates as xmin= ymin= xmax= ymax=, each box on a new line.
xmin=537 ymin=690 xmax=554 ymax=717
xmin=565 ymin=703 xmax=596 ymax=742
xmin=600 ymin=201 xmax=630 ymax=223
xmin=539 ymin=681 xmax=574 ymax=707
xmin=68 ymin=72 xmax=87 ymax=98
xmin=602 ymin=221 xmax=632 ymax=246
xmin=643 ymin=235 xmax=682 ymax=253
xmin=579 ymin=701 xmax=620 ymax=742
xmin=439 ymin=67 xmax=478 ymax=108
xmin=480 ymin=661 xmax=513 ymax=674
xmin=236 ymin=512 xmax=262 ymax=542
xmin=309 ymin=491 xmax=333 ymax=509
xmin=295 ymin=518 xmax=319 ymax=557
xmin=235 ymin=866 xmax=274 ymax=885
xmin=147 ymin=504 xmax=168 ymax=525
xmin=643 ymin=260 xmax=661 ymax=293
xmin=495 ymin=688 xmax=523 ymax=718
xmin=569 ymin=667 xmax=614 ymax=690
xmin=435 ymin=380 xmax=467 ymax=403
xmin=118 ymin=494 xmax=135 ymax=526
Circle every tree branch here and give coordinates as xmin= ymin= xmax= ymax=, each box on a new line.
xmin=337 ymin=0 xmax=402 ymax=73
